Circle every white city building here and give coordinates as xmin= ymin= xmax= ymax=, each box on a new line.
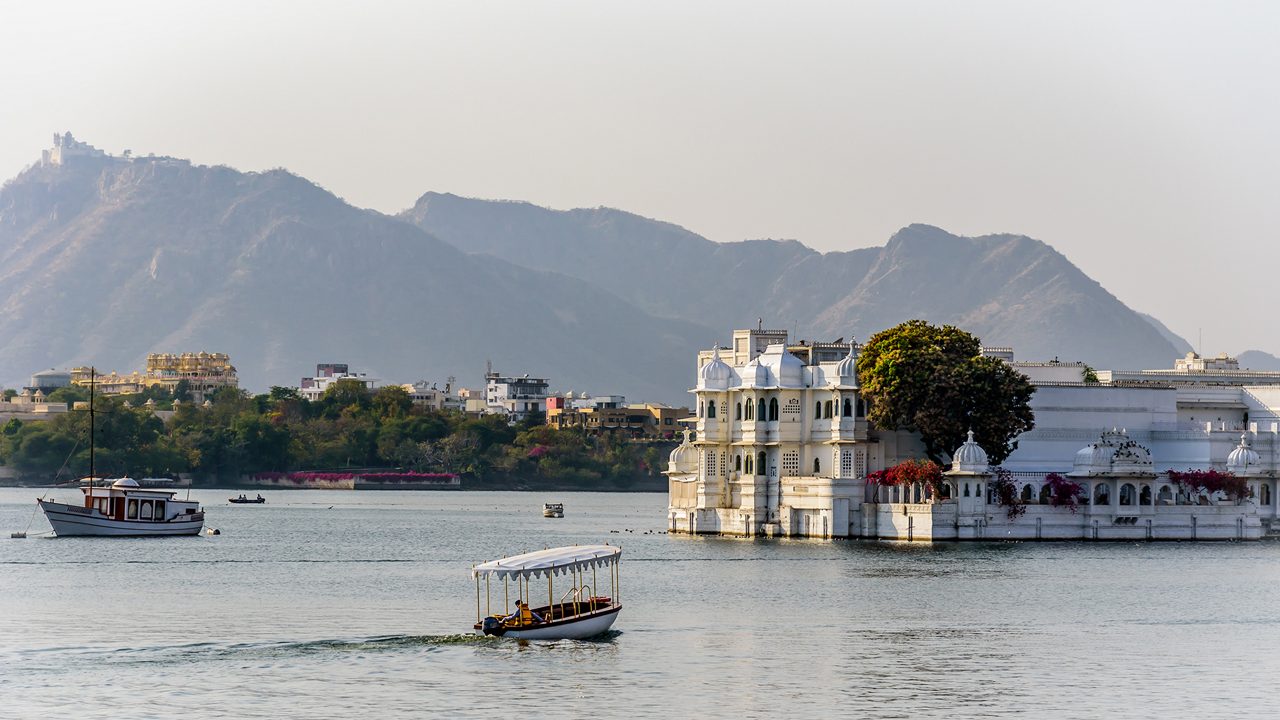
xmin=667 ymin=328 xmax=1275 ymax=541
xmin=485 ymin=369 xmax=550 ymax=421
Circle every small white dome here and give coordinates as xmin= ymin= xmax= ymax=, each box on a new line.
xmin=835 ymin=338 xmax=858 ymax=383
xmin=667 ymin=429 xmax=698 ymax=474
xmin=1227 ymin=434 xmax=1263 ymax=476
xmin=1070 ymin=429 xmax=1155 ymax=477
xmin=951 ymin=429 xmax=989 ymax=473
xmin=762 ymin=344 xmax=804 ymax=388
xmin=112 ymin=478 xmax=140 ymax=488
xmin=698 ymin=345 xmax=733 ymax=390
xmin=740 ymin=356 xmax=770 ymax=388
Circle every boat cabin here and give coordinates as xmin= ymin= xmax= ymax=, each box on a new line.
xmin=81 ymin=478 xmax=201 ymax=523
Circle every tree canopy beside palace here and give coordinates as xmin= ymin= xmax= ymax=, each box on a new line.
xmin=0 ymin=381 xmax=668 ymax=489
xmin=856 ymin=320 xmax=1036 ymax=464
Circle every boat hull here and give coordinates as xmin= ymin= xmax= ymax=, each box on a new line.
xmin=475 ymin=604 xmax=620 ymax=640
xmin=39 ymin=501 xmax=205 ymax=537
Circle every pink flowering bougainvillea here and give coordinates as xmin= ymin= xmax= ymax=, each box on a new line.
xmin=1166 ymin=469 xmax=1250 ymax=500
xmin=989 ymin=467 xmax=1026 ymax=519
xmin=1043 ymin=472 xmax=1085 ymax=514
xmin=867 ymin=459 xmax=945 ymax=497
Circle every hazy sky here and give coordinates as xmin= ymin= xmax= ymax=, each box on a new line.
xmin=3 ymin=2 xmax=1279 ymax=358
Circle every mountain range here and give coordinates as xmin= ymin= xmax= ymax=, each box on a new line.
xmin=0 ymin=138 xmax=1237 ymax=405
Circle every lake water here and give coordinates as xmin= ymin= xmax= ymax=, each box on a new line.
xmin=2 ymin=487 xmax=1279 ymax=719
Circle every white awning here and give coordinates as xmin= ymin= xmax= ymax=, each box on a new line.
xmin=472 ymin=545 xmax=620 ymax=581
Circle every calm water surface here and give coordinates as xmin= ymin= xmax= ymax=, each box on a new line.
xmin=2 ymin=488 xmax=1278 ymax=719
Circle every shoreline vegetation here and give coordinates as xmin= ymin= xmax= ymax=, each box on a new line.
xmin=0 ymin=381 xmax=674 ymax=492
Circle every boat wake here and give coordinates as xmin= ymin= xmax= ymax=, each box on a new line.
xmin=12 ymin=631 xmax=622 ymax=669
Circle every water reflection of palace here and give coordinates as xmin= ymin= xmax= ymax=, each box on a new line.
xmin=667 ymin=328 xmax=1276 ymax=541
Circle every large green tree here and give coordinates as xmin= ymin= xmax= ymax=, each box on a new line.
xmin=857 ymin=320 xmax=1035 ymax=464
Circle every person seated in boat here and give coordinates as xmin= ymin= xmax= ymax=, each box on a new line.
xmin=255 ymin=494 xmax=263 ymax=501
xmin=503 ymin=599 xmax=544 ymax=626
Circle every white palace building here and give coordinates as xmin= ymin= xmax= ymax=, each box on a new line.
xmin=666 ymin=327 xmax=1280 ymax=541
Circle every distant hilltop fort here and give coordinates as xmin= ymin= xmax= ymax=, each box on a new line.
xmin=41 ymin=132 xmax=107 ymax=166
xmin=39 ymin=131 xmax=181 ymax=167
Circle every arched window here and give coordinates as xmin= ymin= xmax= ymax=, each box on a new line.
xmin=735 ymin=455 xmax=742 ymax=472
xmin=758 ymin=452 xmax=767 ymax=475
xmin=757 ymin=399 xmax=766 ymax=421
xmin=707 ymin=401 xmax=716 ymax=419
xmin=1120 ymin=483 xmax=1136 ymax=506
xmin=745 ymin=400 xmax=754 ymax=420
xmin=1158 ymin=485 xmax=1174 ymax=504
xmin=769 ymin=398 xmax=778 ymax=421
xmin=1263 ymin=484 xmax=1273 ymax=506
xmin=745 ymin=455 xmax=753 ymax=474
xmin=813 ymin=457 xmax=821 ymax=474
xmin=964 ymin=483 xmax=971 ymax=497
xmin=1094 ymin=483 xmax=1110 ymax=505
xmin=1020 ymin=484 xmax=1034 ymax=502
xmin=843 ymin=399 xmax=852 ymax=417
xmin=823 ymin=400 xmax=833 ymax=419
xmin=1139 ymin=485 xmax=1152 ymax=505
xmin=735 ymin=403 xmax=742 ymax=420
xmin=1039 ymin=484 xmax=1052 ymax=504
xmin=815 ymin=402 xmax=822 ymax=419
xmin=975 ymin=483 xmax=982 ymax=501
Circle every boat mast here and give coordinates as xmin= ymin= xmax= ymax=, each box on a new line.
xmin=89 ymin=366 xmax=95 ymax=489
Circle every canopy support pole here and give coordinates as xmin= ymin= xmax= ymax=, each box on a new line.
xmin=486 ymin=575 xmax=491 ymax=618
xmin=548 ymin=573 xmax=553 ymax=622
xmin=592 ymin=565 xmax=598 ymax=611
xmin=475 ymin=574 xmax=480 ymax=623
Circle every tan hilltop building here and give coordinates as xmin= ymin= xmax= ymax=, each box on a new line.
xmin=72 ymin=352 xmax=237 ymax=403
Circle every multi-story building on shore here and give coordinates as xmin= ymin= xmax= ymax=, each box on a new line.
xmin=546 ymin=394 xmax=689 ymax=439
xmin=667 ymin=328 xmax=1276 ymax=542
xmin=485 ymin=368 xmax=549 ymax=421
xmin=299 ymin=363 xmax=377 ymax=402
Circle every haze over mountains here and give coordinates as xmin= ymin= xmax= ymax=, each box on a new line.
xmin=0 ymin=138 xmax=1250 ymax=405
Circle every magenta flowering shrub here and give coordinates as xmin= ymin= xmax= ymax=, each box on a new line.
xmin=1166 ymin=469 xmax=1250 ymax=500
xmin=989 ymin=467 xmax=1026 ymax=519
xmin=1043 ymin=472 xmax=1085 ymax=513
xmin=253 ymin=471 xmax=458 ymax=484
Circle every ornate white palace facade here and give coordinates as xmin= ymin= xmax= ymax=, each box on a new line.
xmin=667 ymin=328 xmax=1278 ymax=541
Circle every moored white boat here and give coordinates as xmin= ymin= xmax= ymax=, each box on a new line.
xmin=39 ymin=478 xmax=205 ymax=537
xmin=471 ymin=545 xmax=621 ymax=640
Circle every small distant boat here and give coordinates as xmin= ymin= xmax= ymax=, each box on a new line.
xmin=472 ymin=545 xmax=622 ymax=640
xmin=229 ymin=494 xmax=266 ymax=504
xmin=542 ymin=503 xmax=564 ymax=518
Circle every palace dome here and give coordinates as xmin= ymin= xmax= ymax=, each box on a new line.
xmin=667 ymin=430 xmax=698 ymax=475
xmin=1070 ymin=429 xmax=1155 ymax=477
xmin=698 ymin=346 xmax=733 ymax=390
xmin=951 ymin=430 xmax=989 ymax=473
xmin=740 ymin=357 xmax=771 ymax=388
xmin=835 ymin=339 xmax=858 ymax=384
xmin=760 ymin=343 xmax=803 ymax=388
xmin=1227 ymin=434 xmax=1263 ymax=476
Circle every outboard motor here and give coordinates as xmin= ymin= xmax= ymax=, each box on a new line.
xmin=481 ymin=616 xmax=506 ymax=637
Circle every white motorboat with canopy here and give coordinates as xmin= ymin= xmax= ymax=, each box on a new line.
xmin=472 ymin=545 xmax=621 ymax=640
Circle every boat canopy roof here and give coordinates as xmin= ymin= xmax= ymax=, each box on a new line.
xmin=472 ymin=544 xmax=620 ymax=581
